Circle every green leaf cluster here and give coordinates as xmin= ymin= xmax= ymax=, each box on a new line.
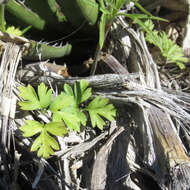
xmin=144 ymin=20 xmax=187 ymax=69
xmin=0 ymin=3 xmax=32 ymax=35
xmin=18 ymin=80 xmax=116 ymax=158
xmin=97 ymin=0 xmax=167 ymax=51
xmin=109 ymin=2 xmax=186 ymax=69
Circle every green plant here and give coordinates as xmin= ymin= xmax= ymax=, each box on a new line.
xmin=0 ymin=1 xmax=72 ymax=60
xmin=1 ymin=1 xmax=165 ymax=63
xmin=90 ymin=0 xmax=167 ymax=74
xmin=98 ymin=0 xmax=166 ymax=49
xmin=143 ymin=20 xmax=188 ymax=69
xmin=0 ymin=4 xmax=31 ymax=36
xmin=18 ymin=81 xmax=116 ymax=158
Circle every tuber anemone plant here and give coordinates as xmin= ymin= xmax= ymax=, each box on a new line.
xmin=18 ymin=80 xmax=116 ymax=159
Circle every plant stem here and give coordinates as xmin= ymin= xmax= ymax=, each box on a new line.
xmin=90 ymin=45 xmax=101 ymax=75
xmin=0 ymin=5 xmax=5 ymax=32
xmin=90 ymin=22 xmax=112 ymax=75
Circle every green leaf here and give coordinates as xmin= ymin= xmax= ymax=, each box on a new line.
xmin=21 ymin=120 xmax=68 ymax=158
xmin=32 ymin=130 xmax=59 ymax=158
xmin=30 ymin=135 xmax=41 ymax=152
xmin=20 ymin=120 xmax=43 ymax=137
xmin=74 ymin=81 xmax=81 ymax=105
xmin=144 ymin=20 xmax=187 ymax=69
xmin=77 ymin=110 xmax=87 ymax=126
xmin=52 ymin=111 xmax=63 ymax=122
xmin=115 ymin=0 xmax=128 ymax=10
xmin=80 ymin=79 xmax=92 ymax=103
xmin=18 ymin=85 xmax=40 ymax=110
xmin=37 ymin=83 xmax=53 ymax=109
xmin=6 ymin=26 xmax=22 ymax=36
xmin=50 ymin=90 xmax=85 ymax=131
xmin=99 ymin=13 xmax=106 ymax=49
xmin=49 ymin=92 xmax=73 ymax=112
xmin=52 ymin=80 xmax=90 ymax=131
xmin=61 ymin=111 xmax=81 ymax=132
xmin=86 ymin=96 xmax=116 ymax=129
xmin=53 ymin=107 xmax=87 ymax=132
xmin=63 ymin=80 xmax=92 ymax=105
xmin=73 ymin=80 xmax=92 ymax=104
xmin=64 ymin=83 xmax=74 ymax=96
xmin=46 ymin=122 xmax=68 ymax=136
xmin=18 ymin=83 xmax=52 ymax=110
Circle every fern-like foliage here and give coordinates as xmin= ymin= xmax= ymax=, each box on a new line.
xmin=144 ymin=20 xmax=188 ymax=69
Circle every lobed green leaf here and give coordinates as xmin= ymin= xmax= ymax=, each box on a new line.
xmin=45 ymin=122 xmax=68 ymax=136
xmin=33 ymin=131 xmax=59 ymax=158
xmin=22 ymin=120 xmax=68 ymax=158
xmin=58 ymin=108 xmax=83 ymax=132
xmin=18 ymin=84 xmax=41 ymax=110
xmin=86 ymin=96 xmax=116 ymax=129
xmin=80 ymin=79 xmax=92 ymax=103
xmin=20 ymin=120 xmax=43 ymax=137
xmin=38 ymin=83 xmax=53 ymax=109
xmin=19 ymin=80 xmax=117 ymax=159
xmin=144 ymin=20 xmax=187 ymax=69
xmin=49 ymin=92 xmax=73 ymax=112
xmin=18 ymin=83 xmax=53 ymax=110
xmin=64 ymin=83 xmax=74 ymax=96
